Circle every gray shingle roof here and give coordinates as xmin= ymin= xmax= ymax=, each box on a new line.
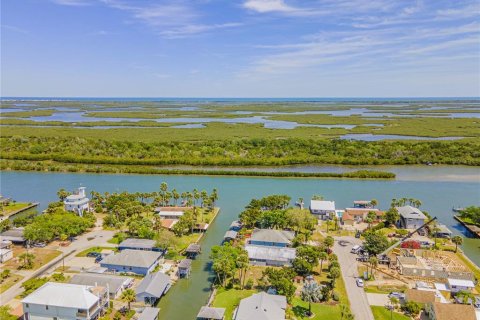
xmin=119 ymin=238 xmax=157 ymax=250
xmin=234 ymin=292 xmax=286 ymax=320
xmin=100 ymin=249 xmax=161 ymax=268
xmin=69 ymin=273 xmax=132 ymax=294
xmin=396 ymin=206 xmax=427 ymax=220
xmin=197 ymin=306 xmax=226 ymax=319
xmin=245 ymin=245 xmax=296 ymax=262
xmin=136 ymin=272 xmax=171 ymax=298
xmin=250 ymin=229 xmax=294 ymax=244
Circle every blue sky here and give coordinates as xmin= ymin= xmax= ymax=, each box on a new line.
xmin=1 ymin=0 xmax=479 ymax=97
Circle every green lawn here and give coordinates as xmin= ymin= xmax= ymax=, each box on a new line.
xmin=0 ymin=202 xmax=33 ymax=216
xmin=0 ymin=273 xmax=24 ymax=293
xmin=76 ymin=246 xmax=117 ymax=257
xmin=212 ymin=288 xmax=256 ymax=320
xmin=290 ymin=297 xmax=341 ymax=320
xmin=364 ymin=285 xmax=407 ymax=294
xmin=371 ymin=306 xmax=410 ymax=320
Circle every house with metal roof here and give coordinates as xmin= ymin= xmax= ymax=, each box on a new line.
xmin=69 ymin=273 xmax=133 ymax=299
xmin=309 ymin=200 xmax=335 ymax=220
xmin=100 ymin=249 xmax=163 ymax=275
xmin=447 ymin=278 xmax=475 ymax=292
xmin=136 ymin=307 xmax=160 ymax=320
xmin=0 ymin=227 xmax=25 ymax=243
xmin=22 ymin=282 xmax=109 ymax=320
xmin=396 ymin=206 xmax=427 ymax=229
xmin=233 ymin=292 xmax=286 ymax=320
xmin=433 ymin=224 xmax=452 ymax=238
xmin=245 ymin=245 xmax=296 ymax=267
xmin=197 ymin=306 xmax=226 ymax=320
xmin=119 ymin=238 xmax=161 ymax=252
xmin=136 ymin=272 xmax=171 ymax=305
xmin=249 ymin=229 xmax=294 ymax=248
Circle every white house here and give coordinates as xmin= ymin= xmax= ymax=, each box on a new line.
xmin=310 ymin=200 xmax=336 ymax=220
xmin=64 ymin=187 xmax=90 ymax=216
xmin=22 ymin=282 xmax=109 ymax=320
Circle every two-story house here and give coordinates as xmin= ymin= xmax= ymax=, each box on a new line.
xmin=22 ymin=282 xmax=109 ymax=320
xmin=64 ymin=187 xmax=90 ymax=216
xmin=396 ymin=205 xmax=427 ymax=230
xmin=245 ymin=229 xmax=296 ymax=267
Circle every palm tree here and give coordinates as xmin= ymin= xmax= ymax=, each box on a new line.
xmin=431 ymin=223 xmax=440 ymax=248
xmin=210 ymin=188 xmax=218 ymax=206
xmin=236 ymin=251 xmax=249 ymax=288
xmin=193 ymin=189 xmax=200 ymax=206
xmin=368 ymin=256 xmax=378 ymax=279
xmin=319 ymin=252 xmax=328 ymax=275
xmin=172 ymin=189 xmax=179 ymax=206
xmin=200 ymin=190 xmax=208 ymax=207
xmin=452 ymin=235 xmax=463 ymax=252
xmin=455 ymin=290 xmax=475 ymax=304
xmin=329 ymin=267 xmax=340 ymax=288
xmin=370 ymin=199 xmax=378 ymax=208
xmin=120 ymin=289 xmax=136 ymax=310
xmin=19 ymin=252 xmax=35 ymax=269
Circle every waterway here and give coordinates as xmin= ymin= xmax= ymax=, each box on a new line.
xmin=0 ymin=169 xmax=479 ymax=319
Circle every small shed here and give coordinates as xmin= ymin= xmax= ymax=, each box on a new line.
xmin=197 ymin=306 xmax=225 ymax=320
xmin=178 ymin=259 xmax=192 ymax=278
xmin=185 ymin=244 xmax=201 ymax=258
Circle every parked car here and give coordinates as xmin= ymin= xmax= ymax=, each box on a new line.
xmin=33 ymin=242 xmax=46 ymax=248
xmin=95 ymin=256 xmax=103 ymax=263
xmin=351 ymin=245 xmax=361 ymax=254
xmin=388 ymin=292 xmax=405 ymax=300
xmin=356 ymin=278 xmax=364 ymax=287
xmin=87 ymin=252 xmax=101 ymax=258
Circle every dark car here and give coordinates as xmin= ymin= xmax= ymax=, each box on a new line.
xmin=87 ymin=252 xmax=101 ymax=258
xmin=95 ymin=256 xmax=103 ymax=263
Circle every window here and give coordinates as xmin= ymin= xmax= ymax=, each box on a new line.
xmin=25 ymin=304 xmax=29 ymax=308
xmin=46 ymin=305 xmax=49 ymax=310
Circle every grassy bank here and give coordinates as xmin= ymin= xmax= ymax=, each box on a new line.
xmin=0 ymin=159 xmax=396 ymax=179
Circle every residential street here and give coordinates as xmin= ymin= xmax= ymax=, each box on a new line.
xmin=0 ymin=227 xmax=115 ymax=305
xmin=333 ymin=236 xmax=375 ymax=320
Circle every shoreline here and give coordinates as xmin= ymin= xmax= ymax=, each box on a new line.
xmin=1 ymin=202 xmax=39 ymax=220
xmin=454 ymin=215 xmax=480 ymax=238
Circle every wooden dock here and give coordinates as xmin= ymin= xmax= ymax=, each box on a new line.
xmin=454 ymin=215 xmax=480 ymax=238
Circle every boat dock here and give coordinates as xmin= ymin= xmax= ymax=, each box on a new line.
xmin=454 ymin=215 xmax=480 ymax=238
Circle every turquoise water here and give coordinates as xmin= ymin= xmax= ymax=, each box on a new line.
xmin=0 ymin=170 xmax=479 ymax=319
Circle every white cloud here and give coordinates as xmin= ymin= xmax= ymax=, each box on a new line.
xmin=1 ymin=24 xmax=29 ymax=34
xmin=243 ymin=0 xmax=298 ymax=13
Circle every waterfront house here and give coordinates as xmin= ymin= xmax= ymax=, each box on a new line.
xmin=447 ymin=278 xmax=475 ymax=292
xmin=154 ymin=206 xmax=192 ymax=219
xmin=100 ymin=249 xmax=162 ymax=275
xmin=64 ymin=187 xmax=90 ymax=216
xmin=22 ymin=282 xmax=109 ymax=320
xmin=343 ymin=208 xmax=384 ymax=223
xmin=136 ymin=272 xmax=171 ymax=305
xmin=245 ymin=244 xmax=296 ymax=267
xmin=248 ymin=229 xmax=294 ymax=247
xmin=233 ymin=292 xmax=286 ymax=320
xmin=309 ymin=200 xmax=335 ymax=220
xmin=137 ymin=307 xmax=160 ymax=320
xmin=197 ymin=306 xmax=226 ymax=320
xmin=0 ymin=247 xmax=13 ymax=263
xmin=177 ymin=259 xmax=192 ymax=278
xmin=69 ymin=273 xmax=133 ymax=299
xmin=353 ymin=200 xmax=374 ymax=209
xmin=396 ymin=206 xmax=427 ymax=230
xmin=433 ymin=224 xmax=452 ymax=238
xmin=119 ymin=238 xmax=161 ymax=252
xmin=425 ymin=302 xmax=476 ymax=320
xmin=223 ymin=230 xmax=238 ymax=242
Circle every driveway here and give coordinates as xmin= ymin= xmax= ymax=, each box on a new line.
xmin=366 ymin=293 xmax=389 ymax=306
xmin=333 ymin=236 xmax=374 ymax=320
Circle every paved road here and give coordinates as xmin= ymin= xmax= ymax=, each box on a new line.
xmin=334 ymin=236 xmax=374 ymax=320
xmin=0 ymin=227 xmax=115 ymax=304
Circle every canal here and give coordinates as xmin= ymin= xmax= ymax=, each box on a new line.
xmin=0 ymin=168 xmax=479 ymax=320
